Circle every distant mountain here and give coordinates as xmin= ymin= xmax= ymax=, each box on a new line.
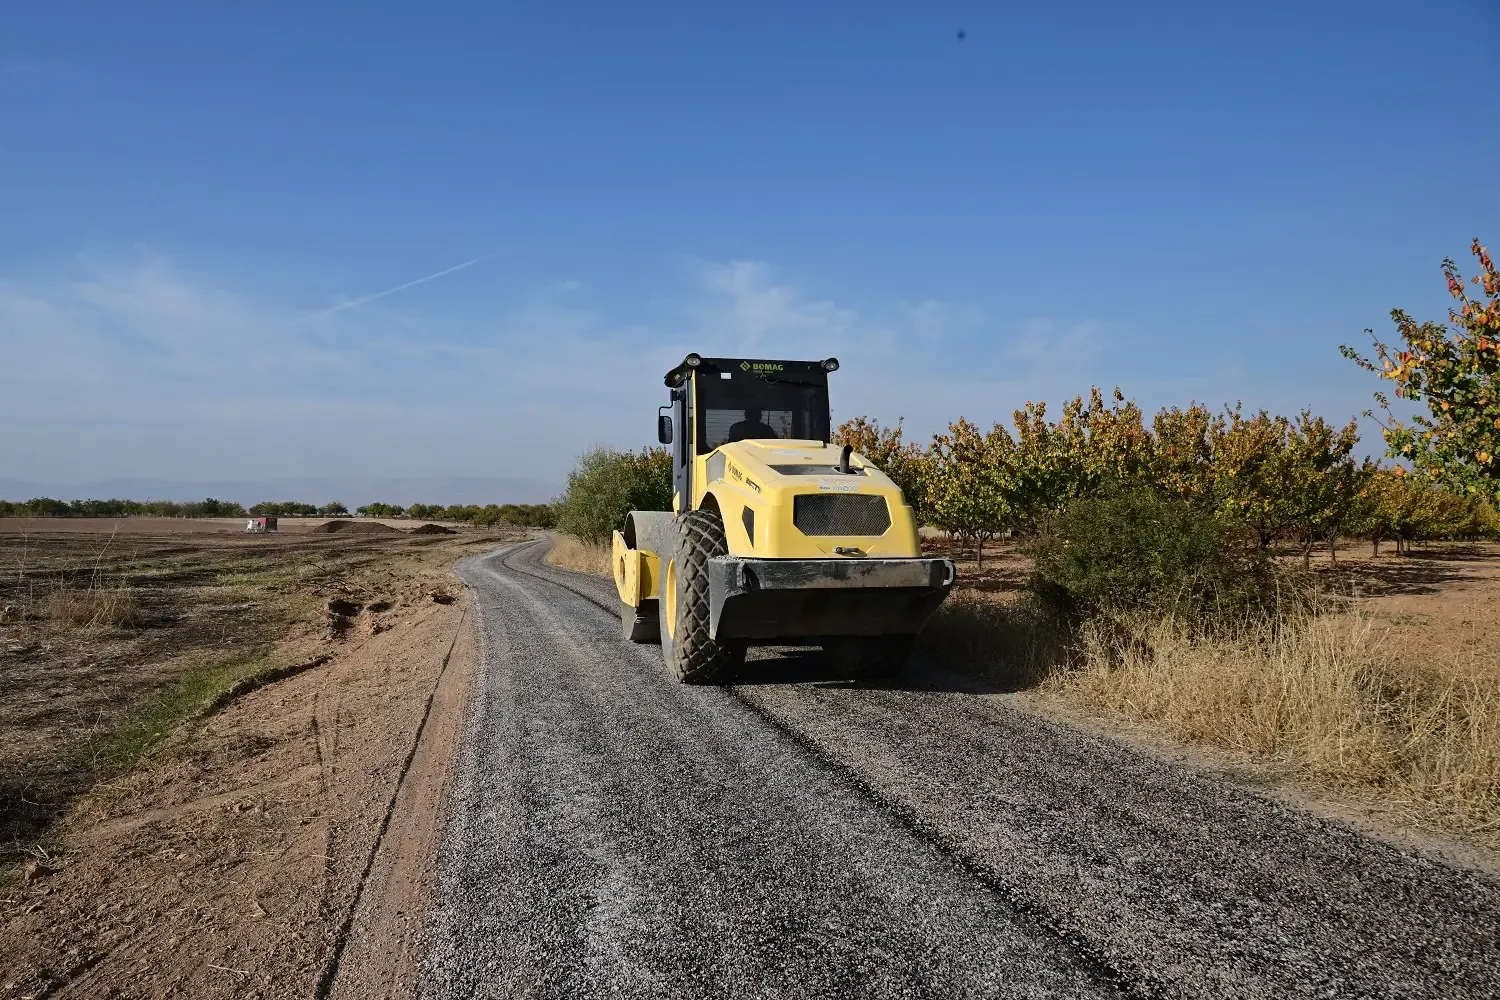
xmin=0 ymin=476 xmax=560 ymax=507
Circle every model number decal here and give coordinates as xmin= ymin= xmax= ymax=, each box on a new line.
xmin=817 ymin=483 xmax=860 ymax=493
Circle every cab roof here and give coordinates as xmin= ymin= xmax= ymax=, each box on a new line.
xmin=663 ymin=354 xmax=838 ymax=388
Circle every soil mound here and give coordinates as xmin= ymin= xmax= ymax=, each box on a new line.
xmin=315 ymin=519 xmax=399 ymax=534
xmin=411 ymin=523 xmax=457 ymax=535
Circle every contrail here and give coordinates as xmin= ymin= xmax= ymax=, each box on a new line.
xmin=293 ymin=253 xmax=496 ymax=322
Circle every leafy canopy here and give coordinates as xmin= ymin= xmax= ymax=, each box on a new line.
xmin=1343 ymin=238 xmax=1500 ymax=501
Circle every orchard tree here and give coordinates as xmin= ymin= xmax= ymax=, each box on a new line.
xmin=1049 ymin=387 xmax=1155 ymax=497
xmin=1212 ymin=407 xmax=1303 ymax=549
xmin=1342 ymin=238 xmax=1500 ymax=501
xmin=1151 ymin=403 xmax=1226 ymax=505
xmin=1278 ymin=413 xmax=1366 ymax=566
xmin=553 ymin=446 xmax=672 ymax=545
xmin=927 ymin=418 xmax=1014 ymax=566
xmin=1003 ymin=388 xmax=1155 ymax=528
xmin=1008 ymin=401 xmax=1077 ymax=529
xmin=1348 ymin=469 xmax=1402 ymax=557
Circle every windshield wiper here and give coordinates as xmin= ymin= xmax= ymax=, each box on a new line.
xmin=755 ymin=373 xmax=824 ymax=388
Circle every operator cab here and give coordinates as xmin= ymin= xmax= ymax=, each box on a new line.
xmin=661 ymin=355 xmax=837 ymax=450
xmin=660 ymin=355 xmax=839 ymax=508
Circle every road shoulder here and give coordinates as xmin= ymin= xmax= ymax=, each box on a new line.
xmin=0 ymin=563 xmax=485 ymax=999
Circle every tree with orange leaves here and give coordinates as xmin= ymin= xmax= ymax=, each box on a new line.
xmin=1342 ymin=239 xmax=1500 ymax=501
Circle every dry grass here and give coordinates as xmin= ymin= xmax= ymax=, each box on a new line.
xmin=1048 ymin=610 xmax=1500 ymax=830
xmin=546 ymin=534 xmax=612 ymax=577
xmin=42 ymin=587 xmax=143 ymax=629
xmin=918 ymin=593 xmax=1068 ymax=690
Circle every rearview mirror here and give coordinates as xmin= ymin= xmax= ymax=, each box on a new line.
xmin=657 ymin=414 xmax=673 ymax=444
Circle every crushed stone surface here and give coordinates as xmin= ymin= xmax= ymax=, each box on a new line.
xmin=426 ymin=540 xmax=1500 ymax=999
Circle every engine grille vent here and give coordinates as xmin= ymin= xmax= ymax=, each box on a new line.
xmin=792 ymin=494 xmax=891 ymax=537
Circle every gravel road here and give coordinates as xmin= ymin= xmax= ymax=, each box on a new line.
xmin=423 ymin=540 xmax=1500 ymax=999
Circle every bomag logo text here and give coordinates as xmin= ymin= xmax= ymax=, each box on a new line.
xmin=739 ymin=361 xmax=784 ymax=372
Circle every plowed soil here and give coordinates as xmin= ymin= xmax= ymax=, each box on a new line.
xmin=314 ymin=519 xmax=399 ymax=534
xmin=0 ymin=526 xmax=524 ymax=998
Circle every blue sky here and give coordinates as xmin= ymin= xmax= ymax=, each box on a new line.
xmin=3 ymin=1 xmax=1498 ymax=498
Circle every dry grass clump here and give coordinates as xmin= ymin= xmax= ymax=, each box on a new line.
xmin=546 ymin=534 xmax=612 ymax=577
xmin=42 ymin=587 xmax=143 ymax=629
xmin=1048 ymin=609 xmax=1500 ymax=830
xmin=919 ymin=592 xmax=1068 ymax=689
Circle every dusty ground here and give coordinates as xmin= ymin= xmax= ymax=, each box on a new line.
xmin=0 ymin=524 xmax=524 ymax=998
xmin=926 ymin=534 xmax=1500 ymax=665
xmin=1326 ymin=543 xmax=1500 ymax=670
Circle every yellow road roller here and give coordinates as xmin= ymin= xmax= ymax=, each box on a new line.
xmin=612 ymin=354 xmax=956 ymax=683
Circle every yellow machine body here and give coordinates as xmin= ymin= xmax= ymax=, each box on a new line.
xmin=612 ymin=355 xmax=954 ymax=660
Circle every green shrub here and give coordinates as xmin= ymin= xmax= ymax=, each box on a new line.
xmin=1026 ymin=486 xmax=1295 ymax=622
xmin=553 ymin=447 xmax=672 ymax=545
xmin=498 ymin=503 xmax=556 ymax=528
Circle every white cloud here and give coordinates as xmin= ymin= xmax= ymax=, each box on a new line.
xmin=691 ymin=260 xmax=859 ymax=352
xmin=2 ymin=250 xmax=1092 ymax=483
xmin=1005 ymin=318 xmax=1105 ymax=366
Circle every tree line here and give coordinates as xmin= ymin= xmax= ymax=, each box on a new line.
xmin=0 ymin=497 xmax=556 ymax=528
xmin=838 ymin=398 xmax=1498 ymax=568
xmin=0 ymin=497 xmax=253 ymax=519
xmin=842 ymin=237 xmax=1500 ymax=566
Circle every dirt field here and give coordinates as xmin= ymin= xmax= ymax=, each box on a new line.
xmin=0 ymin=523 xmax=525 ymax=997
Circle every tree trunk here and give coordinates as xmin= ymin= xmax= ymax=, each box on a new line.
xmin=976 ymin=536 xmax=984 ymax=569
xmin=1371 ymin=536 xmax=1380 ymax=557
xmin=1302 ymin=542 xmax=1313 ymax=569
xmin=1328 ymin=534 xmax=1338 ymax=565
